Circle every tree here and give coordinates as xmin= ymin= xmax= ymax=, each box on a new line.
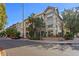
xmin=6 ymin=28 xmax=20 ymax=39
xmin=0 ymin=4 xmax=7 ymax=30
xmin=34 ymin=17 xmax=45 ymax=40
xmin=0 ymin=31 xmax=6 ymax=37
xmin=27 ymin=14 xmax=45 ymax=40
xmin=62 ymin=9 xmax=79 ymax=36
xmin=26 ymin=14 xmax=35 ymax=39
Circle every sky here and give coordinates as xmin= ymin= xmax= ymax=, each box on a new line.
xmin=5 ymin=3 xmax=79 ymax=28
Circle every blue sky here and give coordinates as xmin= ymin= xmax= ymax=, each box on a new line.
xmin=5 ymin=3 xmax=79 ymax=28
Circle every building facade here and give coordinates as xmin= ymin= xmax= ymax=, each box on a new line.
xmin=34 ymin=6 xmax=63 ymax=37
xmin=7 ymin=6 xmax=63 ymax=38
xmin=16 ymin=20 xmax=29 ymax=38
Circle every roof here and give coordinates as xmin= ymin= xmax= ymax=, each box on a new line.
xmin=19 ymin=6 xmax=63 ymax=26
xmin=59 ymin=14 xmax=63 ymax=20
xmin=44 ymin=6 xmax=57 ymax=13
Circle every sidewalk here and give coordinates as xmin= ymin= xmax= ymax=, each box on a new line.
xmin=23 ymin=38 xmax=79 ymax=44
xmin=43 ymin=37 xmax=64 ymax=40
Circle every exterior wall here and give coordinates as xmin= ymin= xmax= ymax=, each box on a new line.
xmin=8 ymin=6 xmax=62 ymax=39
xmin=16 ymin=20 xmax=29 ymax=38
xmin=10 ymin=6 xmax=63 ymax=38
xmin=45 ymin=9 xmax=62 ymax=36
xmin=35 ymin=7 xmax=62 ymax=37
xmin=16 ymin=22 xmax=26 ymax=38
xmin=23 ymin=20 xmax=28 ymax=38
xmin=8 ymin=20 xmax=29 ymax=38
xmin=16 ymin=23 xmax=23 ymax=38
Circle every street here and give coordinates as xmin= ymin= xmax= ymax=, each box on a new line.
xmin=0 ymin=38 xmax=79 ymax=56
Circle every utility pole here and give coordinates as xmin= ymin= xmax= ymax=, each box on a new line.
xmin=22 ymin=3 xmax=25 ymax=38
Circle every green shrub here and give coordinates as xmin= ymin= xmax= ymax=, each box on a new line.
xmin=0 ymin=31 xmax=6 ymax=37
xmin=14 ymin=31 xmax=20 ymax=39
xmin=28 ymin=31 xmax=40 ymax=40
xmin=6 ymin=28 xmax=20 ymax=39
xmin=64 ymin=32 xmax=74 ymax=40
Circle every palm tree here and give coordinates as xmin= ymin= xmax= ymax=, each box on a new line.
xmin=26 ymin=14 xmax=36 ymax=39
xmin=0 ymin=4 xmax=7 ymax=30
xmin=34 ymin=17 xmax=45 ymax=40
xmin=27 ymin=14 xmax=45 ymax=40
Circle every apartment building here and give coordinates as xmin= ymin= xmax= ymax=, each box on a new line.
xmin=7 ymin=19 xmax=29 ymax=38
xmin=8 ymin=6 xmax=63 ymax=38
xmin=16 ymin=20 xmax=28 ymax=38
xmin=34 ymin=6 xmax=63 ymax=37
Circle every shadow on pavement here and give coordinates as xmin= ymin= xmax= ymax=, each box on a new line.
xmin=0 ymin=38 xmax=79 ymax=50
xmin=0 ymin=39 xmax=55 ymax=50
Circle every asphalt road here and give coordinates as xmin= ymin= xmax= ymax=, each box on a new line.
xmin=0 ymin=38 xmax=79 ymax=56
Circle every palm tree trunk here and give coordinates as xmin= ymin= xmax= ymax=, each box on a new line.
xmin=40 ymin=31 xmax=41 ymax=40
xmin=34 ymin=31 xmax=36 ymax=39
xmin=39 ymin=29 xmax=42 ymax=40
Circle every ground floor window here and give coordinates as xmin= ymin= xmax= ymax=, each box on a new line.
xmin=48 ymin=30 xmax=53 ymax=37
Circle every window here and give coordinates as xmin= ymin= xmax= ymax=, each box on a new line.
xmin=46 ymin=11 xmax=53 ymax=15
xmin=47 ymin=13 xmax=53 ymax=17
xmin=46 ymin=16 xmax=53 ymax=25
xmin=48 ymin=24 xmax=53 ymax=28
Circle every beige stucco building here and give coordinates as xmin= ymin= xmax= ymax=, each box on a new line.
xmin=34 ymin=6 xmax=63 ymax=37
xmin=16 ymin=20 xmax=29 ymax=38
xmin=8 ymin=6 xmax=63 ymax=38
